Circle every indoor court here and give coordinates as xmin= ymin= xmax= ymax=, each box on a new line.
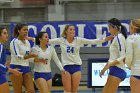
xmin=0 ymin=0 xmax=139 ymax=93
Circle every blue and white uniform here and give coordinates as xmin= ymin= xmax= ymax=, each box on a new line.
xmin=125 ymin=33 xmax=140 ymax=79
xmin=49 ymin=37 xmax=105 ymax=74
xmin=0 ymin=43 xmax=8 ymax=84
xmin=10 ymin=38 xmax=34 ymax=75
xmin=31 ymin=45 xmax=64 ymax=81
xmin=108 ymin=33 xmax=126 ymax=80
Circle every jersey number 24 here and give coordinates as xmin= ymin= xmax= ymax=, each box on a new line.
xmin=67 ymin=46 xmax=74 ymax=53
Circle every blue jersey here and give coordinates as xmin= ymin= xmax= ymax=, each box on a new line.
xmin=0 ymin=43 xmax=8 ymax=74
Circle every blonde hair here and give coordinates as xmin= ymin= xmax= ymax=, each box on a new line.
xmin=130 ymin=19 xmax=140 ymax=33
xmin=61 ymin=24 xmax=74 ymax=37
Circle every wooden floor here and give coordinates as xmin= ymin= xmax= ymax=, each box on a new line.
xmin=10 ymin=86 xmax=131 ymax=93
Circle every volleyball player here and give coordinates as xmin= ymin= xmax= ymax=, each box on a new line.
xmin=9 ymin=23 xmax=46 ymax=93
xmin=100 ymin=18 xmax=127 ymax=93
xmin=125 ymin=19 xmax=140 ymax=93
xmin=48 ymin=24 xmax=113 ymax=93
xmin=0 ymin=27 xmax=21 ymax=93
xmin=31 ymin=32 xmax=65 ymax=93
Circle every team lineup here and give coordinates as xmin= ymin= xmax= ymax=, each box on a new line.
xmin=0 ymin=18 xmax=140 ymax=93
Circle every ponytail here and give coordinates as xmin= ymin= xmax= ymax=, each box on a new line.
xmin=120 ymin=25 xmax=127 ymax=39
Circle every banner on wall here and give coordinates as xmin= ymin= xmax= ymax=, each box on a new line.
xmin=10 ymin=21 xmax=130 ymax=47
